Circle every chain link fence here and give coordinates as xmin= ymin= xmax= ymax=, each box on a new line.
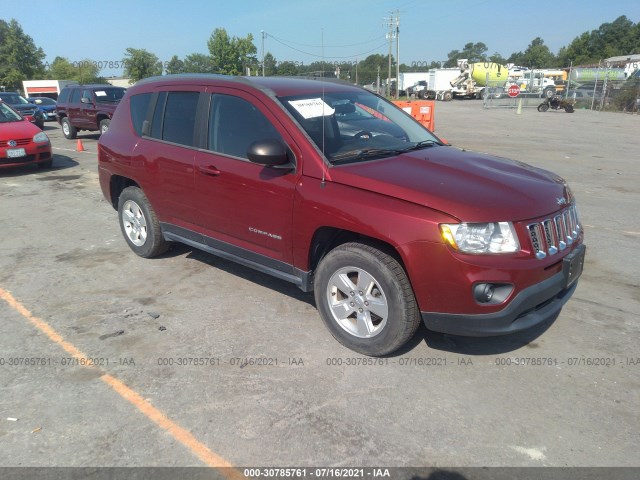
xmin=482 ymin=66 xmax=640 ymax=113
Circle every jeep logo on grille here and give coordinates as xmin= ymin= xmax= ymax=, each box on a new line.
xmin=556 ymin=197 xmax=567 ymax=206
xmin=7 ymin=140 xmax=17 ymax=147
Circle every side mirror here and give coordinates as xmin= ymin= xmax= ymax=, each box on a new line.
xmin=81 ymin=97 xmax=92 ymax=104
xmin=247 ymin=139 xmax=293 ymax=169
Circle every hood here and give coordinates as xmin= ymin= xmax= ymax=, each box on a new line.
xmin=328 ymin=146 xmax=570 ymax=222
xmin=0 ymin=119 xmax=40 ymax=139
xmin=11 ymin=103 xmax=37 ymax=111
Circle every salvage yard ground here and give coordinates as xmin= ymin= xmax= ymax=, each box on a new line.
xmin=0 ymin=102 xmax=638 ymax=474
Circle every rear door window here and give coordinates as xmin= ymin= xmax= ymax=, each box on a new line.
xmin=70 ymin=88 xmax=82 ymax=104
xmin=158 ymin=91 xmax=200 ymax=147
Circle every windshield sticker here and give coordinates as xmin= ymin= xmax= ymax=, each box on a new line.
xmin=95 ymin=91 xmax=107 ymax=97
xmin=288 ymin=98 xmax=335 ymax=119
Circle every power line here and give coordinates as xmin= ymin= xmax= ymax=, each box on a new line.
xmin=266 ymin=34 xmax=388 ymax=60
xmin=265 ymin=32 xmax=387 ymax=49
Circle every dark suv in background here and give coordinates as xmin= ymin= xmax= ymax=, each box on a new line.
xmin=56 ymin=84 xmax=126 ymax=139
xmin=0 ymin=92 xmax=45 ymax=129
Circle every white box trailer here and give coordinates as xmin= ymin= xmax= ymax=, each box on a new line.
xmin=398 ymin=72 xmax=430 ymax=94
xmin=21 ymin=80 xmax=78 ymax=99
xmin=423 ymin=69 xmax=461 ymax=101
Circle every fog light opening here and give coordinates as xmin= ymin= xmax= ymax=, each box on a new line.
xmin=474 ymin=283 xmax=494 ymax=303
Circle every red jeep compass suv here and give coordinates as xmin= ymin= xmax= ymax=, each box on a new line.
xmin=98 ymin=75 xmax=585 ymax=356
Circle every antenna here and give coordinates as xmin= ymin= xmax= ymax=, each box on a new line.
xmin=321 ymin=29 xmax=326 ymax=188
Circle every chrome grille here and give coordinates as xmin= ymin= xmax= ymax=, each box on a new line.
xmin=528 ymin=205 xmax=581 ymax=260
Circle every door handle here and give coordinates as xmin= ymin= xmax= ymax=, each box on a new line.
xmin=198 ymin=165 xmax=221 ymax=176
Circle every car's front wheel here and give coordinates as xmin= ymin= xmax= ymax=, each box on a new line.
xmin=118 ymin=186 xmax=168 ymax=258
xmin=314 ymin=242 xmax=421 ymax=356
xmin=61 ymin=117 xmax=77 ymax=139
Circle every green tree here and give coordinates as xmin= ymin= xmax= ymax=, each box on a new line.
xmin=489 ymin=52 xmax=507 ymax=65
xmin=45 ymin=56 xmax=101 ymax=83
xmin=165 ymin=55 xmax=185 ymax=75
xmin=557 ymin=16 xmax=640 ymax=66
xmin=0 ymin=19 xmax=46 ymax=91
xmin=122 ymin=48 xmax=163 ymax=84
xmin=207 ymin=27 xmax=257 ymax=75
xmin=74 ymin=58 xmax=103 ymax=84
xmin=356 ymin=54 xmax=389 ymax=85
xmin=183 ymin=53 xmax=216 ymax=73
xmin=276 ymin=61 xmax=299 ymax=76
xmin=263 ymin=52 xmax=277 ymax=76
xmin=520 ymin=37 xmax=556 ymax=68
xmin=445 ymin=42 xmax=488 ymax=67
xmin=48 ymin=56 xmax=77 ymax=80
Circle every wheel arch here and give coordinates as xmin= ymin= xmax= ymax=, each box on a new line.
xmin=308 ymin=227 xmax=407 ymax=276
xmin=109 ymin=175 xmax=140 ymax=210
xmin=97 ymin=113 xmax=110 ymax=128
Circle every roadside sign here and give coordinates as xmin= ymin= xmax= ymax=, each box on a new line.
xmin=507 ymin=84 xmax=520 ymax=98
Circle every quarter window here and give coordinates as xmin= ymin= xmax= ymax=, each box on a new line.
xmin=130 ymin=93 xmax=152 ymax=137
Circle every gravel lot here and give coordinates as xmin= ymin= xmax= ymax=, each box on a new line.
xmin=0 ymin=102 xmax=638 ymax=476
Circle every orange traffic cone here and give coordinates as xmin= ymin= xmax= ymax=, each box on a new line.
xmin=76 ymin=139 xmax=85 ymax=152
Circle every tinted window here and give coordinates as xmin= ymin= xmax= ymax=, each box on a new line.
xmin=161 ymin=92 xmax=199 ymax=147
xmin=151 ymin=92 xmax=167 ymax=139
xmin=58 ymin=89 xmax=70 ymax=103
xmin=130 ymin=93 xmax=152 ymax=137
xmin=70 ymin=88 xmax=82 ymax=104
xmin=94 ymin=88 xmax=126 ymax=104
xmin=82 ymin=90 xmax=92 ymax=102
xmin=208 ymin=94 xmax=282 ymax=159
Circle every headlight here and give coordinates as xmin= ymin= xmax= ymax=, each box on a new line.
xmin=439 ymin=222 xmax=520 ymax=254
xmin=33 ymin=131 xmax=49 ymax=143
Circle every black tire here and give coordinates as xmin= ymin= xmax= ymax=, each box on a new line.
xmin=61 ymin=117 xmax=77 ymax=139
xmin=314 ymin=242 xmax=420 ymax=356
xmin=99 ymin=118 xmax=110 ymax=135
xmin=537 ymin=103 xmax=549 ymax=112
xmin=543 ymin=87 xmax=555 ymax=99
xmin=565 ymin=105 xmax=574 ymax=113
xmin=117 ymin=186 xmax=168 ymax=258
xmin=443 ymin=91 xmax=453 ymax=101
xmin=418 ymin=90 xmax=426 ymax=99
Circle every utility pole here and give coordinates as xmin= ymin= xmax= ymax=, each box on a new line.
xmin=384 ymin=13 xmax=395 ymax=97
xmin=261 ymin=30 xmax=266 ymax=77
xmin=395 ymin=10 xmax=400 ymax=99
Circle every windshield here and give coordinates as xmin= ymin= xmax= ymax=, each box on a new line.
xmin=278 ymin=89 xmax=442 ymax=164
xmin=94 ymin=88 xmax=126 ymax=103
xmin=0 ymin=94 xmax=29 ymax=105
xmin=0 ymin=103 xmax=24 ymax=122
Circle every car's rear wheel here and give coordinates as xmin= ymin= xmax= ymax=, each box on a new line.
xmin=99 ymin=119 xmax=110 ymax=135
xmin=314 ymin=242 xmax=420 ymax=356
xmin=61 ymin=117 xmax=77 ymax=139
xmin=118 ymin=187 xmax=168 ymax=258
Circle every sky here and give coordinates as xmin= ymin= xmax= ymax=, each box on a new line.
xmin=3 ymin=0 xmax=639 ymax=77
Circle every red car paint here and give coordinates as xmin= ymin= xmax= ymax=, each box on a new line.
xmin=98 ymin=75 xmax=584 ymax=342
xmin=0 ymin=101 xmax=52 ymax=169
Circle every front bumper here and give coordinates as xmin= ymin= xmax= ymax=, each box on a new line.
xmin=422 ymin=244 xmax=585 ymax=336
